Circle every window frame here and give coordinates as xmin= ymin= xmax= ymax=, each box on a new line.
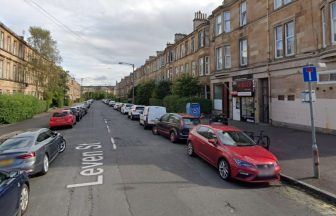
xmin=322 ymin=7 xmax=327 ymax=48
xmin=240 ymin=1 xmax=247 ymax=27
xmin=204 ymin=56 xmax=210 ymax=75
xmin=224 ymin=11 xmax=231 ymax=33
xmin=216 ymin=14 xmax=223 ymax=36
xmin=274 ymin=25 xmax=283 ymax=58
xmin=216 ymin=47 xmax=223 ymax=71
xmin=199 ymin=57 xmax=204 ymax=76
xmin=224 ymin=45 xmax=231 ymax=69
xmin=285 ymin=21 xmax=295 ymax=56
xmin=331 ymin=2 xmax=336 ymax=44
xmin=239 ymin=39 xmax=248 ymax=66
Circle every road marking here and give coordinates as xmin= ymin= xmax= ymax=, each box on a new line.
xmin=110 ymin=137 xmax=117 ymax=150
xmin=67 ymin=143 xmax=104 ymax=189
xmin=104 ymin=119 xmax=107 ymax=124
xmin=107 ymin=125 xmax=110 ymax=133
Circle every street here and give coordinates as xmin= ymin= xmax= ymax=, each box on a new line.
xmin=23 ymin=102 xmax=335 ymax=216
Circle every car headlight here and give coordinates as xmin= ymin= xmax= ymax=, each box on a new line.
xmin=234 ymin=159 xmax=255 ymax=168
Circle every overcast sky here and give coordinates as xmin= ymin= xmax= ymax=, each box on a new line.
xmin=0 ymin=0 xmax=220 ymax=86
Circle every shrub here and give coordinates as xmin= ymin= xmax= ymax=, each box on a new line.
xmin=0 ymin=94 xmax=47 ymax=124
xmin=149 ymin=98 xmax=163 ymax=106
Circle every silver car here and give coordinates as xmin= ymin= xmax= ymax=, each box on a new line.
xmin=0 ymin=129 xmax=66 ymax=175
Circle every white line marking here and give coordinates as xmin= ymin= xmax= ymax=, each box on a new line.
xmin=104 ymin=119 xmax=107 ymax=124
xmin=107 ymin=125 xmax=110 ymax=133
xmin=67 ymin=175 xmax=103 ymax=188
xmin=110 ymin=137 xmax=117 ymax=150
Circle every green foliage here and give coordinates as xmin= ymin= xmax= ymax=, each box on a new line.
xmin=152 ymin=80 xmax=171 ymax=99
xmin=135 ymin=81 xmax=156 ymax=105
xmin=163 ymin=96 xmax=212 ymax=114
xmin=172 ymin=75 xmax=201 ymax=97
xmin=149 ymin=98 xmax=163 ymax=106
xmin=0 ymin=94 xmax=47 ymax=124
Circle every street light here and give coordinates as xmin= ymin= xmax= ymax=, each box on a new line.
xmin=118 ymin=62 xmax=135 ymax=104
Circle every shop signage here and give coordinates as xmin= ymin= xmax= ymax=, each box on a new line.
xmin=232 ymin=79 xmax=254 ymax=96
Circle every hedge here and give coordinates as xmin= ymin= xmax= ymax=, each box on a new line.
xmin=163 ymin=95 xmax=212 ymax=114
xmin=149 ymin=98 xmax=163 ymax=106
xmin=0 ymin=94 xmax=48 ymax=124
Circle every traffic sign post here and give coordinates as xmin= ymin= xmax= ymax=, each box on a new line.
xmin=303 ymin=66 xmax=320 ymax=179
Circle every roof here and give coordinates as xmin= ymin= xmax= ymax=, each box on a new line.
xmin=204 ymin=124 xmax=241 ymax=132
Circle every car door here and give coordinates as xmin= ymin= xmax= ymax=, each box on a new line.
xmin=157 ymin=114 xmax=170 ymax=136
xmin=36 ymin=131 xmax=56 ymax=161
xmin=202 ymin=129 xmax=220 ymax=166
xmin=0 ymin=173 xmax=20 ymax=216
xmin=45 ymin=130 xmax=59 ymax=158
xmin=167 ymin=115 xmax=178 ymax=135
xmin=194 ymin=126 xmax=210 ymax=160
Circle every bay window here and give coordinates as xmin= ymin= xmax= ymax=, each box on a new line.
xmin=216 ymin=47 xmax=223 ymax=70
xmin=224 ymin=12 xmax=231 ymax=33
xmin=216 ymin=15 xmax=222 ymax=36
xmin=240 ymin=39 xmax=248 ymax=66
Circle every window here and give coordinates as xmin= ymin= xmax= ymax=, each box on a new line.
xmin=161 ymin=114 xmax=170 ymax=122
xmin=204 ymin=56 xmax=210 ymax=75
xmin=192 ymin=61 xmax=197 ymax=77
xmin=185 ymin=41 xmax=189 ymax=55
xmin=7 ymin=36 xmax=11 ymax=52
xmin=275 ymin=0 xmax=292 ymax=9
xmin=180 ymin=65 xmax=184 ymax=74
xmin=6 ymin=62 xmax=10 ymax=79
xmin=278 ymin=95 xmax=285 ymax=100
xmin=0 ymin=31 xmax=3 ymax=49
xmin=224 ymin=46 xmax=231 ymax=69
xmin=240 ymin=1 xmax=247 ymax=27
xmin=275 ymin=26 xmax=283 ymax=58
xmin=240 ymin=39 xmax=248 ymax=66
xmin=322 ymin=8 xmax=326 ymax=48
xmin=287 ymin=95 xmax=295 ymax=101
xmin=285 ymin=21 xmax=295 ymax=56
xmin=197 ymin=126 xmax=209 ymax=138
xmin=224 ymin=12 xmax=231 ymax=33
xmin=199 ymin=58 xmax=204 ymax=76
xmin=0 ymin=60 xmax=3 ymax=78
xmin=331 ymin=2 xmax=336 ymax=44
xmin=175 ymin=66 xmax=179 ymax=74
xmin=216 ymin=15 xmax=222 ymax=36
xmin=198 ymin=30 xmax=204 ymax=48
xmin=216 ymin=47 xmax=223 ymax=70
xmin=13 ymin=64 xmax=17 ymax=81
xmin=191 ymin=37 xmax=195 ymax=52
xmin=330 ymin=73 xmax=336 ymax=81
xmin=13 ymin=41 xmax=17 ymax=55
xmin=185 ymin=63 xmax=189 ymax=74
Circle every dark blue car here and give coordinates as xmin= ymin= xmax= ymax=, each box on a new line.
xmin=0 ymin=170 xmax=30 ymax=216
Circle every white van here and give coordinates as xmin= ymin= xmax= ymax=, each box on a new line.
xmin=139 ymin=106 xmax=166 ymax=129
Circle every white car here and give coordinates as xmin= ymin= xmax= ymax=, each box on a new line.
xmin=109 ymin=101 xmax=116 ymax=107
xmin=139 ymin=106 xmax=167 ymax=129
xmin=128 ymin=105 xmax=145 ymax=120
xmin=121 ymin=103 xmax=133 ymax=114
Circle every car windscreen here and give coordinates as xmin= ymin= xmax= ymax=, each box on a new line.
xmin=136 ymin=107 xmax=144 ymax=110
xmin=183 ymin=118 xmax=200 ymax=126
xmin=126 ymin=104 xmax=133 ymax=107
xmin=53 ymin=112 xmax=67 ymax=117
xmin=217 ymin=131 xmax=255 ymax=147
xmin=0 ymin=136 xmax=34 ymax=151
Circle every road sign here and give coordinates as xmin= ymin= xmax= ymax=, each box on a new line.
xmin=303 ymin=66 xmax=318 ymax=82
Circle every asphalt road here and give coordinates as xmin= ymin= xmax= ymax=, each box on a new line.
xmin=10 ymin=102 xmax=335 ymax=216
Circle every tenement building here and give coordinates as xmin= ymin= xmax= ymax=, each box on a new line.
xmin=66 ymin=75 xmax=81 ymax=102
xmin=116 ymin=0 xmax=336 ymax=133
xmin=0 ymin=22 xmax=37 ymax=96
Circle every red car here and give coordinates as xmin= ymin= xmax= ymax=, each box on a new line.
xmin=187 ymin=124 xmax=280 ymax=183
xmin=49 ymin=110 xmax=76 ymax=129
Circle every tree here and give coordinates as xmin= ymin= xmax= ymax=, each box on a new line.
xmin=172 ymin=75 xmax=201 ymax=97
xmin=135 ymin=81 xmax=156 ymax=105
xmin=152 ymin=80 xmax=171 ymax=99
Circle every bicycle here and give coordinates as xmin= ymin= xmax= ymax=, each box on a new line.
xmin=254 ymin=130 xmax=270 ymax=150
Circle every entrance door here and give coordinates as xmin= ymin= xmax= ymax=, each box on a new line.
xmin=232 ymin=97 xmax=241 ymax=121
xmin=259 ymin=78 xmax=269 ymax=123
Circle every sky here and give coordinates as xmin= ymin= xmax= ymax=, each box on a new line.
xmin=0 ymin=0 xmax=220 ymax=86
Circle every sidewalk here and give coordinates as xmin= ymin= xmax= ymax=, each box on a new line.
xmin=228 ymin=120 xmax=336 ymax=196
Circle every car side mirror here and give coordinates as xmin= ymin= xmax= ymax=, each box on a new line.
xmin=208 ymin=139 xmax=218 ymax=145
xmin=9 ymin=171 xmax=19 ymax=178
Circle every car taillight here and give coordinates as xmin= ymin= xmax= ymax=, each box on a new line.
xmin=17 ymin=152 xmax=36 ymax=159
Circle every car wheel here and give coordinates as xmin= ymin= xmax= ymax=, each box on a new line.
xmin=218 ymin=159 xmax=231 ymax=181
xmin=41 ymin=154 xmax=49 ymax=175
xmin=170 ymin=131 xmax=177 ymax=143
xmin=59 ymin=138 xmax=67 ymax=153
xmin=152 ymin=126 xmax=159 ymax=135
xmin=187 ymin=141 xmax=194 ymax=156
xmin=18 ymin=184 xmax=29 ymax=216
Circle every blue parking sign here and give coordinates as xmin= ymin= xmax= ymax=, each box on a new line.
xmin=303 ymin=66 xmax=318 ymax=82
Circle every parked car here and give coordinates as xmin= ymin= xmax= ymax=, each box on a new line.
xmin=109 ymin=101 xmax=116 ymax=107
xmin=0 ymin=129 xmax=67 ymax=175
xmin=0 ymin=170 xmax=30 ymax=216
xmin=70 ymin=107 xmax=81 ymax=121
xmin=140 ymin=106 xmax=167 ymax=129
xmin=128 ymin=105 xmax=145 ymax=120
xmin=114 ymin=103 xmax=123 ymax=111
xmin=187 ymin=124 xmax=281 ymax=182
xmin=49 ymin=110 xmax=76 ymax=129
xmin=121 ymin=103 xmax=133 ymax=115
xmin=152 ymin=113 xmax=200 ymax=142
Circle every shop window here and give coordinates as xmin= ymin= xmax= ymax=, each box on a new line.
xmin=287 ymin=95 xmax=295 ymax=101
xmin=278 ymin=95 xmax=285 ymax=100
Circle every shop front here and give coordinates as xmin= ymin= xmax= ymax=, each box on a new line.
xmin=231 ymin=76 xmax=255 ymax=123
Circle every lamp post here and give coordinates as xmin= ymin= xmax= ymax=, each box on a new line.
xmin=118 ymin=62 xmax=135 ymax=104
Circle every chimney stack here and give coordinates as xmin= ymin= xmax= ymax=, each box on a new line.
xmin=193 ymin=11 xmax=208 ymax=31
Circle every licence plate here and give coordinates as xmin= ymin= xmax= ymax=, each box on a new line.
xmin=0 ymin=159 xmax=13 ymax=167
xmin=258 ymin=168 xmax=275 ymax=177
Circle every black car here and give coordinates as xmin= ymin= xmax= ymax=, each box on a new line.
xmin=152 ymin=113 xmax=200 ymax=143
xmin=0 ymin=170 xmax=30 ymax=216
xmin=0 ymin=129 xmax=67 ymax=175
xmin=70 ymin=107 xmax=81 ymax=121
